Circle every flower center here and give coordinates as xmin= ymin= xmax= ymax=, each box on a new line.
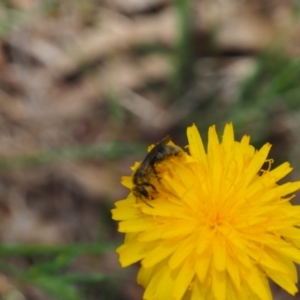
xmin=206 ymin=205 xmax=228 ymax=229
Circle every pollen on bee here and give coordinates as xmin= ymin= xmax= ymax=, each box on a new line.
xmin=131 ymin=136 xmax=185 ymax=207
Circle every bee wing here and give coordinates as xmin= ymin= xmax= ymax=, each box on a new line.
xmin=143 ymin=136 xmax=170 ymax=167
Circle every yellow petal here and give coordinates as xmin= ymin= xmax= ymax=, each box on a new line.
xmin=172 ymin=259 xmax=195 ymax=300
xmin=212 ymin=268 xmax=226 ymax=300
xmin=213 ymin=234 xmax=227 ymax=271
xmin=187 ymin=124 xmax=207 ymax=164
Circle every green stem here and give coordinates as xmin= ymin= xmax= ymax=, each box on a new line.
xmin=0 ymin=142 xmax=144 ymax=174
xmin=172 ymin=0 xmax=193 ymax=97
xmin=0 ymin=242 xmax=118 ymax=256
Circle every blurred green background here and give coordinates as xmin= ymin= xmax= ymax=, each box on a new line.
xmin=0 ymin=0 xmax=300 ymax=299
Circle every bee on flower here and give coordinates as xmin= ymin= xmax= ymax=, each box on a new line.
xmin=112 ymin=123 xmax=300 ymax=300
xmin=132 ymin=136 xmax=185 ymax=207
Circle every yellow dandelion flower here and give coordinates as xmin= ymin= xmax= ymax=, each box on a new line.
xmin=112 ymin=123 xmax=300 ymax=300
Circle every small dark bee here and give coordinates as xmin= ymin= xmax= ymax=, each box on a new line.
xmin=132 ymin=136 xmax=183 ymax=207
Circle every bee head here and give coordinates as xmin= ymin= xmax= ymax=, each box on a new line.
xmin=132 ymin=184 xmax=157 ymax=200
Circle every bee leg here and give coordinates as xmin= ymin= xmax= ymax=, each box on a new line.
xmin=138 ymin=183 xmax=157 ymax=208
xmin=141 ymin=199 xmax=154 ymax=208
xmin=142 ymin=182 xmax=158 ymax=197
